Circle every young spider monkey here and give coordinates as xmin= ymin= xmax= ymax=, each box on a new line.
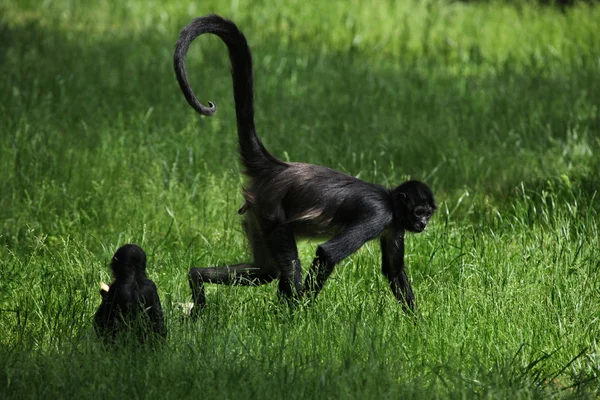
xmin=94 ymin=244 xmax=166 ymax=343
xmin=174 ymin=14 xmax=436 ymax=316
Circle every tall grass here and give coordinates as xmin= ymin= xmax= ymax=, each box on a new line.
xmin=1 ymin=0 xmax=599 ymax=398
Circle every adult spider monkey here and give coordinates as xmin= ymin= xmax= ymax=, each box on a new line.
xmin=174 ymin=14 xmax=436 ymax=315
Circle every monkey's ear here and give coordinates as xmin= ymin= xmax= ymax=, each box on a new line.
xmin=394 ymin=192 xmax=407 ymax=204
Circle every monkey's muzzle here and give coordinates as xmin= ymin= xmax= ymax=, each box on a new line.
xmin=412 ymin=223 xmax=426 ymax=233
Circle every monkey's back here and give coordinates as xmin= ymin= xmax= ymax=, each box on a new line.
xmin=94 ymin=278 xmax=164 ymax=341
xmin=244 ymin=162 xmax=393 ymax=238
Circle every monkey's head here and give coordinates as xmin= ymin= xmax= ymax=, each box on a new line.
xmin=392 ymin=180 xmax=437 ymax=233
xmin=111 ymin=244 xmax=147 ymax=279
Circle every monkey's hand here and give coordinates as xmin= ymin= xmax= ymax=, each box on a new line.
xmin=99 ymin=282 xmax=110 ymax=298
xmin=238 ymin=201 xmax=250 ymax=215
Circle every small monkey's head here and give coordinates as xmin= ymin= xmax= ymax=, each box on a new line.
xmin=392 ymin=180 xmax=437 ymax=233
xmin=111 ymin=244 xmax=147 ymax=279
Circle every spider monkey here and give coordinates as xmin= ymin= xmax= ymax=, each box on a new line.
xmin=174 ymin=14 xmax=436 ymax=315
xmin=94 ymin=244 xmax=166 ymax=342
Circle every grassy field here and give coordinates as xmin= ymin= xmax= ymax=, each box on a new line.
xmin=1 ymin=0 xmax=599 ymax=398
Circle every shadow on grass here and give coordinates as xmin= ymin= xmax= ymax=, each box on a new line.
xmin=1 ymin=18 xmax=598 ymax=196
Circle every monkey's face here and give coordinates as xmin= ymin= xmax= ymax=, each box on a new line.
xmin=405 ymin=204 xmax=435 ymax=233
xmin=393 ymin=180 xmax=437 ymax=233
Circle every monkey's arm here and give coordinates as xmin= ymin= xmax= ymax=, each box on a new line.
xmin=151 ymin=295 xmax=167 ymax=339
xmin=146 ymin=282 xmax=167 ymax=339
xmin=304 ymin=217 xmax=388 ymax=299
xmin=380 ymin=229 xmax=416 ymax=311
xmin=93 ymin=295 xmax=111 ymax=337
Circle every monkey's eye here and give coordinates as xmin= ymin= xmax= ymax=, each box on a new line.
xmin=415 ymin=207 xmax=429 ymax=218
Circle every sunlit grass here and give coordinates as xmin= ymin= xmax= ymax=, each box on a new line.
xmin=0 ymin=0 xmax=599 ymax=398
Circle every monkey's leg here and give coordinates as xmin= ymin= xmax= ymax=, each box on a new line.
xmin=188 ymin=263 xmax=279 ymax=311
xmin=303 ymin=252 xmax=333 ymax=300
xmin=263 ymin=224 xmax=302 ymax=302
xmin=187 ymin=214 xmax=280 ymax=315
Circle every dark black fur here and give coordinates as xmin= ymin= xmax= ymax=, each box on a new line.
xmin=174 ymin=15 xmax=436 ymax=314
xmin=94 ymin=244 xmax=166 ymax=342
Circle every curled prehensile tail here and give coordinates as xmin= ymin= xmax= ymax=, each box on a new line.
xmin=174 ymin=14 xmax=284 ymax=172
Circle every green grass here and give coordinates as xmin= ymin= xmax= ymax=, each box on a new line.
xmin=1 ymin=0 xmax=599 ymax=398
